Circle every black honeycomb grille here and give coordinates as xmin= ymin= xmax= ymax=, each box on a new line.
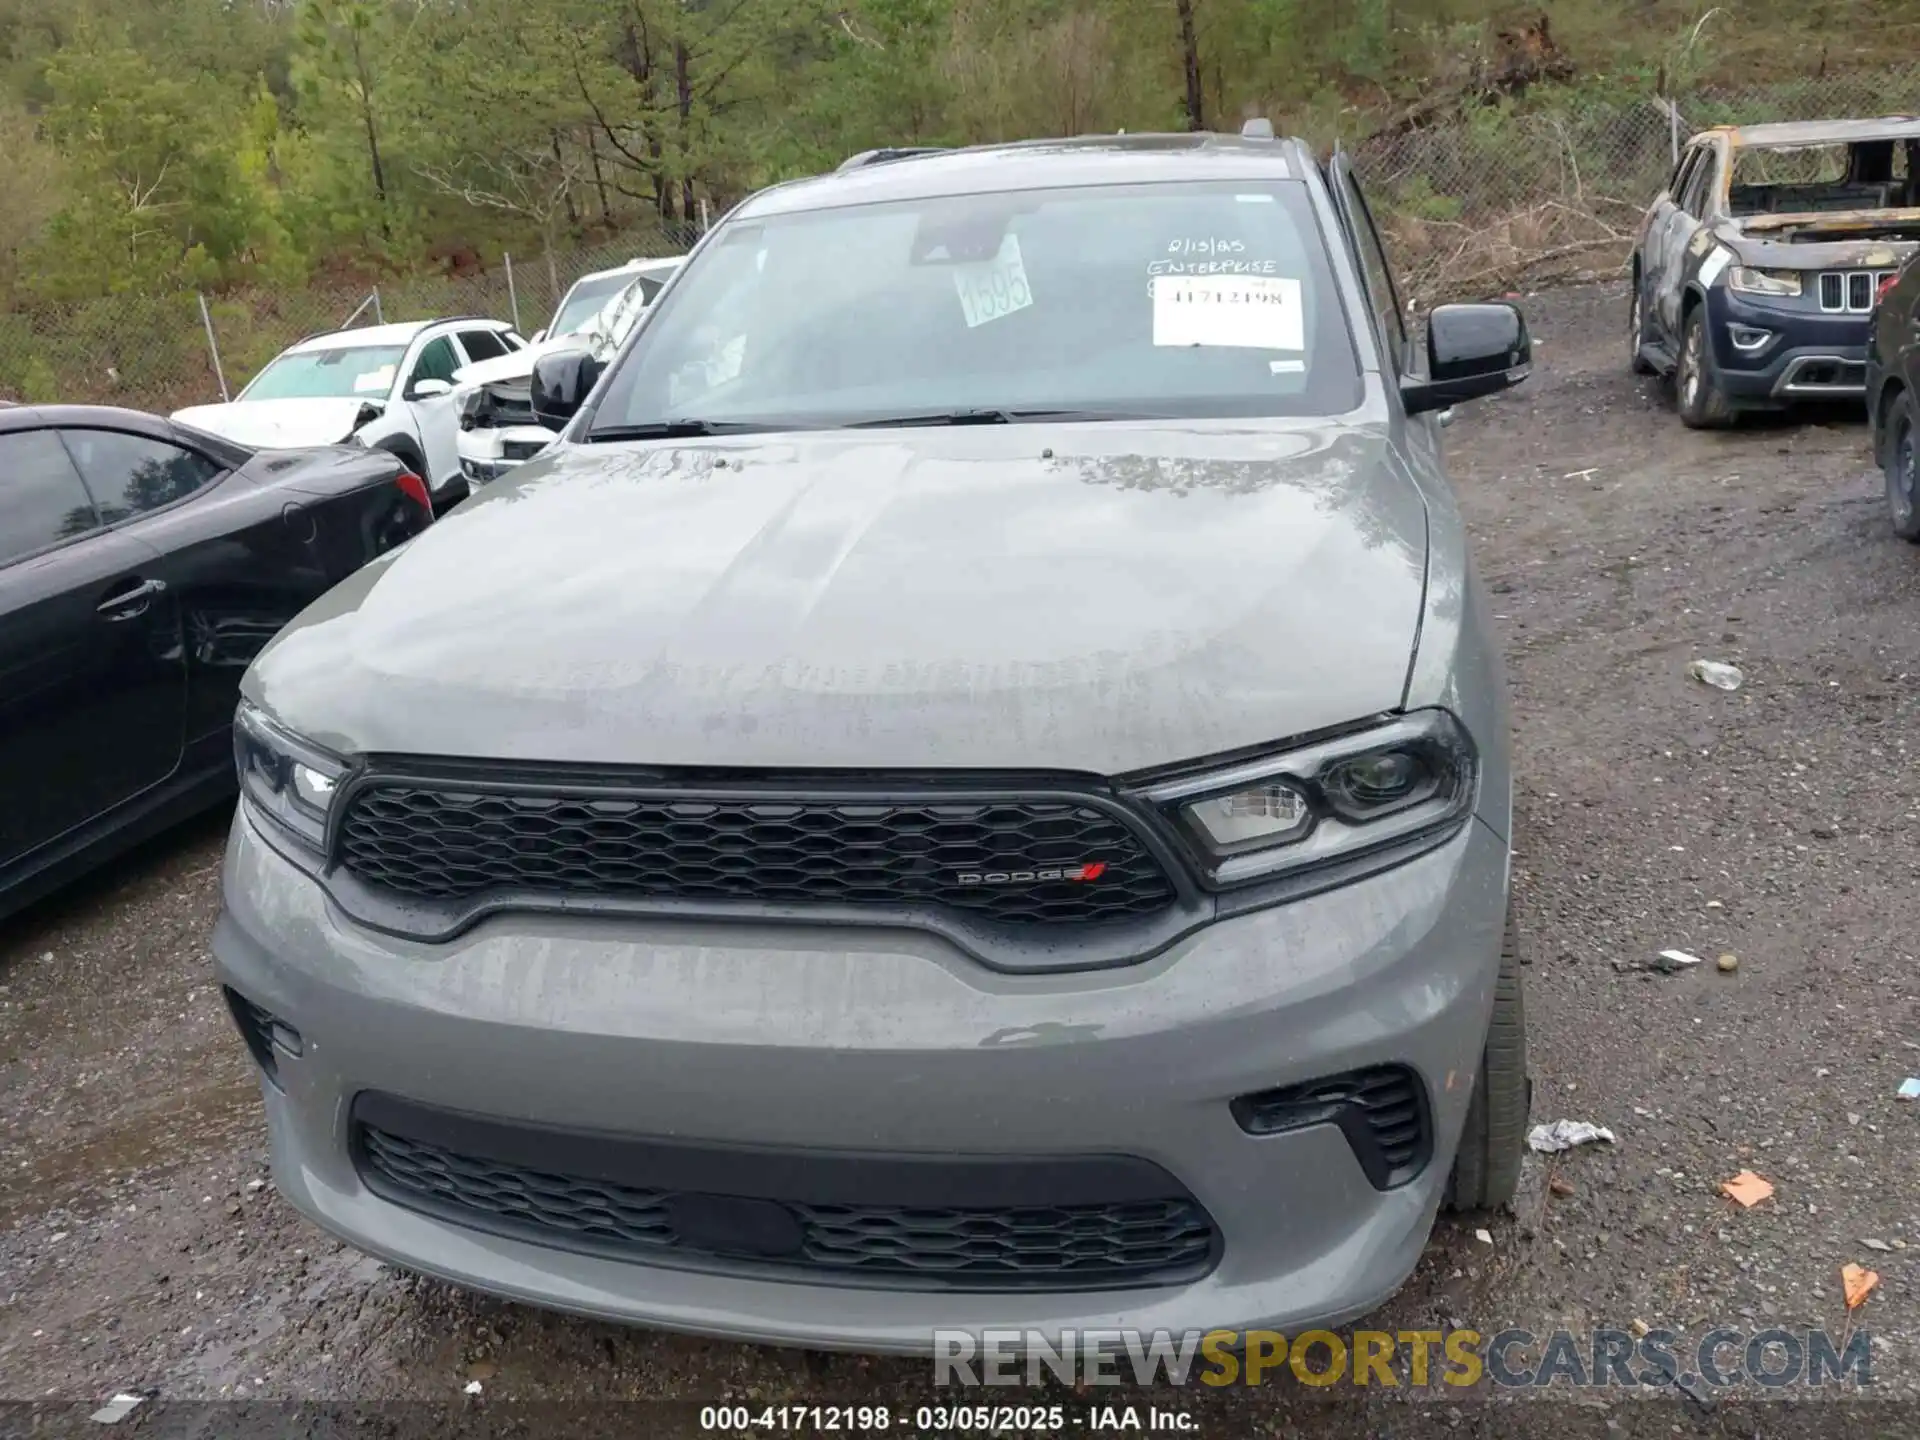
xmin=336 ymin=783 xmax=1177 ymax=925
xmin=357 ymin=1125 xmax=1217 ymax=1289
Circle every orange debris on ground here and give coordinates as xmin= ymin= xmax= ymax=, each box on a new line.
xmin=1843 ymin=1264 xmax=1880 ymax=1309
xmin=1720 ymin=1171 xmax=1775 ymax=1208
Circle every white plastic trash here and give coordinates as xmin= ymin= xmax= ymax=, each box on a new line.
xmin=1528 ymin=1120 xmax=1617 ymax=1153
xmin=1654 ymin=949 xmax=1705 ymax=973
xmin=1687 ymin=660 xmax=1744 ymax=691
xmin=90 ymin=1395 xmax=145 ymax=1425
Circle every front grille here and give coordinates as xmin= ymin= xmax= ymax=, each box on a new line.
xmin=336 ymin=782 xmax=1178 ymax=926
xmin=356 ymin=1123 xmax=1218 ymax=1290
xmin=1819 ymin=269 xmax=1896 ymax=313
xmin=1231 ymin=1065 xmax=1430 ymax=1189
xmin=481 ymin=381 xmax=536 ymax=425
xmin=1782 ymin=358 xmax=1868 ymax=392
xmin=500 ymin=436 xmax=550 ymax=461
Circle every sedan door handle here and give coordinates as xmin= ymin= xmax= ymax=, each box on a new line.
xmin=97 ymin=576 xmax=168 ymax=621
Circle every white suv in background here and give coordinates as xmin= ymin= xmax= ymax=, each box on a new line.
xmin=173 ymin=317 xmax=525 ymax=515
xmin=532 ymin=256 xmax=681 ymax=342
xmin=454 ymin=258 xmax=682 ymax=492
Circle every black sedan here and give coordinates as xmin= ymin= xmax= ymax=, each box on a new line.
xmin=1870 ymin=255 xmax=1920 ymax=540
xmin=0 ymin=404 xmax=433 ymax=920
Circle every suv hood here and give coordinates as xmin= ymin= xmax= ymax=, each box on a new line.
xmin=172 ymin=397 xmax=373 ymax=449
xmin=452 ymin=341 xmax=553 ymax=390
xmin=1711 ymin=215 xmax=1920 ymax=269
xmin=246 ymin=422 xmax=1431 ymax=774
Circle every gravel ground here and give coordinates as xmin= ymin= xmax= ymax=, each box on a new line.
xmin=4 ymin=281 xmax=1919 ymax=1437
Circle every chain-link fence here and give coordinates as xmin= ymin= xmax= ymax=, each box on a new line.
xmin=0 ymin=223 xmax=701 ymax=416
xmin=6 ymin=65 xmax=1920 ymax=413
xmin=1359 ymin=64 xmax=1920 ymax=308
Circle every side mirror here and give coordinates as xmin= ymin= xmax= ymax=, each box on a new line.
xmin=410 ymin=379 xmax=453 ymax=400
xmin=531 ymin=348 xmax=604 ymax=428
xmin=1401 ymin=303 xmax=1531 ymax=416
xmin=530 ymin=328 xmax=547 ymax=344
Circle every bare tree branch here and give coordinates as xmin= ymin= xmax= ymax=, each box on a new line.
xmin=412 ymin=146 xmax=588 ymax=234
xmin=836 ymin=12 xmax=883 ymax=48
xmin=571 ymin=50 xmax=665 ymax=175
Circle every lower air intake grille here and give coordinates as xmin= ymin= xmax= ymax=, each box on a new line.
xmin=1231 ymin=1065 xmax=1430 ymax=1189
xmin=355 ymin=1120 xmax=1219 ymax=1291
xmin=336 ymin=782 xmax=1177 ymax=926
xmin=222 ymin=986 xmax=301 ymax=1086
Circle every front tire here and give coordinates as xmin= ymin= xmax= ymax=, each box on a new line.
xmin=1628 ymin=278 xmax=1656 ymax=375
xmin=1444 ymin=912 xmax=1529 ymax=1213
xmin=1884 ymin=390 xmax=1920 ymax=542
xmin=1675 ymin=306 xmax=1734 ymax=429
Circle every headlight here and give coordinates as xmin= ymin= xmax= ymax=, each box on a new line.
xmin=1728 ymin=267 xmax=1802 ymax=297
xmin=234 ymin=700 xmax=347 ymax=854
xmin=1142 ymin=710 xmax=1476 ymax=887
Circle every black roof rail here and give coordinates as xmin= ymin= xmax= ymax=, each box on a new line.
xmin=837 ymin=146 xmax=948 ymax=172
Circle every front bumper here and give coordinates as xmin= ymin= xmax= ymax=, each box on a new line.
xmin=213 ymin=805 xmax=1509 ymax=1352
xmin=457 ymin=426 xmax=556 ymax=494
xmin=1704 ymin=288 xmax=1872 ymax=402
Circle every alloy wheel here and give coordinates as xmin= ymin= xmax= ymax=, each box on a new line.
xmin=1681 ymin=322 xmax=1702 ymax=409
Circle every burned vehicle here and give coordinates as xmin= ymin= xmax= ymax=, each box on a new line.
xmin=1628 ymin=118 xmax=1920 ymax=427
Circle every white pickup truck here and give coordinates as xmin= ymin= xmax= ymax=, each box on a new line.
xmin=454 ymin=257 xmax=682 ymax=492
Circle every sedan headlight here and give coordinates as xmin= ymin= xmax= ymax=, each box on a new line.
xmin=1143 ymin=710 xmax=1476 ymax=887
xmin=234 ymin=700 xmax=347 ymax=854
xmin=1728 ymin=267 xmax=1802 ymax=298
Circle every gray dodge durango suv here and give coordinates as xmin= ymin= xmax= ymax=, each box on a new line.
xmin=216 ymin=125 xmax=1532 ymax=1350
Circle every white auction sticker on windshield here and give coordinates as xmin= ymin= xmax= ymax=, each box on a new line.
xmin=1152 ymin=275 xmax=1304 ymax=351
xmin=952 ymin=234 xmax=1034 ymax=329
xmin=355 ymin=365 xmax=395 ymax=394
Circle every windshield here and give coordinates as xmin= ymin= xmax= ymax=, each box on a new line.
xmin=595 ymin=269 xmax=681 ymax=343
xmin=1729 ymin=139 xmax=1916 ymax=217
xmin=243 ymin=345 xmax=407 ymax=401
xmin=550 ymin=273 xmax=641 ymax=337
xmin=588 ymin=180 xmax=1360 ymax=433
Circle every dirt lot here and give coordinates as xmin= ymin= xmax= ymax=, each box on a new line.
xmin=5 ymin=281 xmax=1920 ymax=1436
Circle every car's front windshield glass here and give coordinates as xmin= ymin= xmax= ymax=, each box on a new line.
xmin=1728 ymin=139 xmax=1912 ymax=217
xmin=243 ymin=345 xmax=408 ymax=401
xmin=581 ymin=279 xmax=656 ymax=349
xmin=588 ymin=179 xmax=1361 ymax=433
xmin=551 ymin=273 xmax=639 ymax=336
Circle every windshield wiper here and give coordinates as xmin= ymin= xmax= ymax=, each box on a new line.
xmin=843 ymin=408 xmax=1136 ymax=429
xmin=589 ymin=409 xmax=1140 ymax=440
xmin=586 ymin=419 xmax=786 ymax=441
